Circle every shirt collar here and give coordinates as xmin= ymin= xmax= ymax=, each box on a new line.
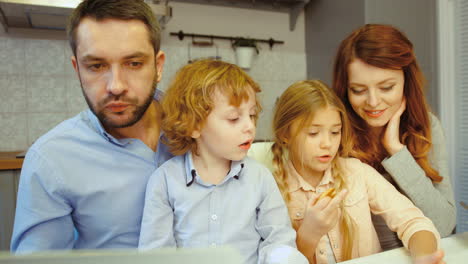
xmin=86 ymin=109 xmax=122 ymax=146
xmin=184 ymin=151 xmax=244 ymax=187
xmin=286 ymin=160 xmax=334 ymax=192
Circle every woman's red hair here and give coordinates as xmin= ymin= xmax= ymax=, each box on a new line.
xmin=332 ymin=24 xmax=442 ymax=182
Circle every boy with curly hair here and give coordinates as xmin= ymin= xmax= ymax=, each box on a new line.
xmin=138 ymin=59 xmax=307 ymax=264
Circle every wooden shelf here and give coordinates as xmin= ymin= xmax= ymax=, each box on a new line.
xmin=0 ymin=151 xmax=24 ymax=170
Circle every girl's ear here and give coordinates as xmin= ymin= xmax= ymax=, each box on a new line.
xmin=280 ymin=132 xmax=290 ymax=145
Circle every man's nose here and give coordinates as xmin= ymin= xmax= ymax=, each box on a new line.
xmin=107 ymin=66 xmax=126 ymax=95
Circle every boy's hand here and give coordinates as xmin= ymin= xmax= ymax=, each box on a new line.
xmin=297 ymin=189 xmax=347 ymax=241
xmin=413 ymin=250 xmax=445 ymax=264
xmin=383 ymin=98 xmax=406 ymax=156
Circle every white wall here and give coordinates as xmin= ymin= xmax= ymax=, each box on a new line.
xmin=0 ymin=2 xmax=307 ymax=152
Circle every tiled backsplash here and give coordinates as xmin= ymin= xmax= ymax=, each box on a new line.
xmin=0 ymin=36 xmax=306 ymax=151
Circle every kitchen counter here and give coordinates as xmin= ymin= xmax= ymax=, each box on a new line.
xmin=0 ymin=151 xmax=24 ymax=170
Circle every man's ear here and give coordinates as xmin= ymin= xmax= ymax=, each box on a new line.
xmin=155 ymin=50 xmax=165 ymax=82
xmin=71 ymin=55 xmax=78 ymax=73
xmin=71 ymin=55 xmax=84 ymax=81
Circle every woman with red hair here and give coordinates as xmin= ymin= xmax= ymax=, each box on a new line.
xmin=332 ymin=24 xmax=456 ymax=250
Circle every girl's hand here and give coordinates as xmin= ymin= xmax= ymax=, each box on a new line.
xmin=413 ymin=249 xmax=445 ymax=264
xmin=383 ymin=98 xmax=406 ymax=155
xmin=297 ymin=189 xmax=348 ymax=241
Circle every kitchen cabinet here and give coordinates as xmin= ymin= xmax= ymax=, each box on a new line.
xmin=0 ymin=152 xmax=23 ymax=251
xmin=172 ymin=0 xmax=308 ymax=31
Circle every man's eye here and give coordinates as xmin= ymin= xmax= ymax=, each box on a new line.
xmin=228 ymin=118 xmax=239 ymax=122
xmin=88 ymin=64 xmax=105 ymax=71
xmin=127 ymin=61 xmax=143 ymax=68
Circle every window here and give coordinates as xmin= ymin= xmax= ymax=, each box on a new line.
xmin=441 ymin=0 xmax=468 ymax=232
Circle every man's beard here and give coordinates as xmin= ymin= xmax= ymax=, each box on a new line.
xmin=79 ymin=74 xmax=158 ymax=129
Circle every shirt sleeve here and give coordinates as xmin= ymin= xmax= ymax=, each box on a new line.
xmin=381 ymin=113 xmax=456 ymax=237
xmin=362 ymin=162 xmax=441 ymax=249
xmin=11 ymin=149 xmax=75 ymax=253
xmin=138 ymin=167 xmax=176 ymax=250
xmin=255 ymin=167 xmax=308 ymax=264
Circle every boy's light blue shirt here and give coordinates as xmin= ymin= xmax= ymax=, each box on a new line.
xmin=11 ymin=92 xmax=173 ymax=252
xmin=139 ymin=152 xmax=307 ymax=264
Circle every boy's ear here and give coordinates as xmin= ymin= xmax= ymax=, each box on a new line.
xmin=191 ymin=129 xmax=201 ymax=139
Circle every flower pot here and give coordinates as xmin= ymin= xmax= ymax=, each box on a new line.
xmin=235 ymin=46 xmax=256 ymax=69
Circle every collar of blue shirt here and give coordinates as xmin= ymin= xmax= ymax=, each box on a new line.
xmin=184 ymin=151 xmax=244 ymax=187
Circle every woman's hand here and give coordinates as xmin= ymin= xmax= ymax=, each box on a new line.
xmin=383 ymin=98 xmax=406 ymax=155
xmin=298 ymin=189 xmax=348 ymax=241
xmin=413 ymin=250 xmax=445 ymax=264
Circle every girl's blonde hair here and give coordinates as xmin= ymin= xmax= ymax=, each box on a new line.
xmin=161 ymin=59 xmax=261 ymax=156
xmin=272 ymin=80 xmax=356 ymax=261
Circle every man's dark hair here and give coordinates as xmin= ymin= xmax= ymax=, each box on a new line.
xmin=67 ymin=0 xmax=161 ymax=56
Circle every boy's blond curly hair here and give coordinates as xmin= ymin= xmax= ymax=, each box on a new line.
xmin=161 ymin=59 xmax=262 ymax=156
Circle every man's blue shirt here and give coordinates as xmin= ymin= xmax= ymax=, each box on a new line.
xmin=11 ymin=94 xmax=173 ymax=252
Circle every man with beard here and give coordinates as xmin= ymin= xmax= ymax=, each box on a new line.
xmin=11 ymin=0 xmax=172 ymax=252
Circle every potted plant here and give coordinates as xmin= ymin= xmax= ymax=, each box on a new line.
xmin=232 ymin=37 xmax=259 ymax=69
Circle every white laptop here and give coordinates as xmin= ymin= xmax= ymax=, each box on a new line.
xmin=0 ymin=247 xmax=242 ymax=264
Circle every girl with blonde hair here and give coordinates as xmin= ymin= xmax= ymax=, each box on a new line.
xmin=271 ymin=80 xmax=443 ymax=264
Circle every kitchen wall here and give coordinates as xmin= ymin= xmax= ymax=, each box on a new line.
xmin=0 ymin=2 xmax=306 ymax=152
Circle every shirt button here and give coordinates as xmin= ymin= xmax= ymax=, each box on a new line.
xmin=211 ymin=214 xmax=218 ymax=221
xmin=295 ymin=212 xmax=302 ymax=217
